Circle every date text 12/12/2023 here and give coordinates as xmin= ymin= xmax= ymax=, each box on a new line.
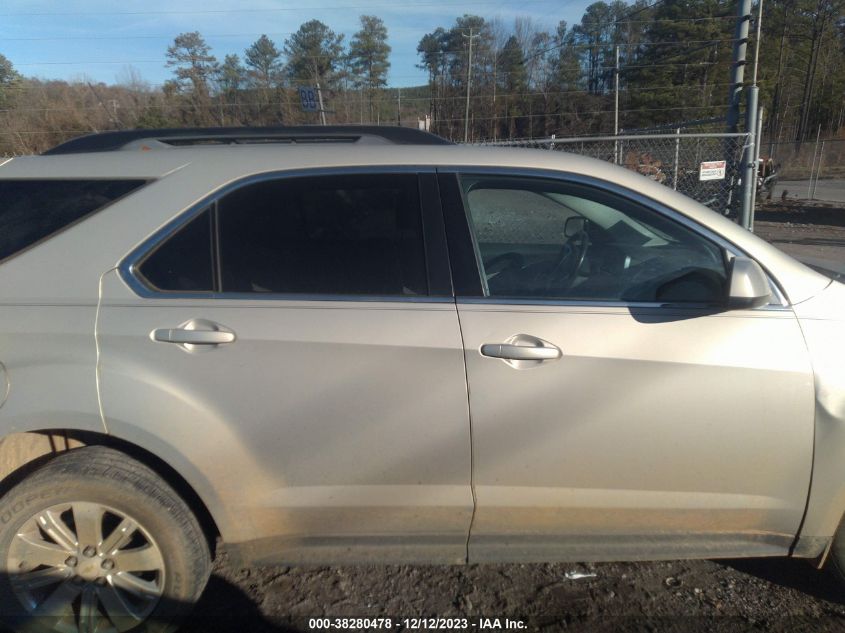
xmin=308 ymin=617 xmax=528 ymax=630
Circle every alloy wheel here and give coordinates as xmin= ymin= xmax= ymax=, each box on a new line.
xmin=6 ymin=502 xmax=165 ymax=633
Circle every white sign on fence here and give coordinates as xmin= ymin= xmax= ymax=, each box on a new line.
xmin=699 ymin=160 xmax=726 ymax=181
xmin=298 ymin=87 xmax=318 ymax=112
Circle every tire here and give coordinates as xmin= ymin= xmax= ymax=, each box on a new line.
xmin=0 ymin=446 xmax=211 ymax=633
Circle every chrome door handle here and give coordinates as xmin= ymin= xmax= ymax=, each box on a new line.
xmin=480 ymin=343 xmax=561 ymax=361
xmin=152 ymin=329 xmax=235 ymax=345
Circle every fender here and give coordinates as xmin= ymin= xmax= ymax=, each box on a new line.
xmin=793 ymin=280 xmax=845 ymax=561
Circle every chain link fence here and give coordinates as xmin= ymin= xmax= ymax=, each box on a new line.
xmin=761 ymin=139 xmax=845 ymax=203
xmin=474 ymin=132 xmax=750 ymax=214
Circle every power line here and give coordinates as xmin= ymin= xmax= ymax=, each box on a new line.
xmin=4 ymin=32 xmax=298 ymax=42
xmin=0 ymin=0 xmax=563 ymax=17
xmin=4 ymin=33 xmax=739 ymax=53
xmin=11 ymin=58 xmax=734 ymax=76
xmin=582 ymin=15 xmax=736 ymax=25
xmin=0 ymin=82 xmax=745 ymax=115
xmin=0 ymin=103 xmax=731 ymax=136
xmin=424 ymin=38 xmax=738 ymax=58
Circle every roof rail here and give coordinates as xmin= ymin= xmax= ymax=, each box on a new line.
xmin=43 ymin=125 xmax=452 ymax=155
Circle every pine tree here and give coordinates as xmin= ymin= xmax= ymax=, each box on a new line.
xmin=283 ymin=20 xmax=345 ymax=88
xmin=165 ymin=32 xmax=219 ymax=125
xmin=166 ymin=32 xmax=218 ymax=98
xmin=0 ymin=54 xmax=21 ymax=109
xmin=349 ymin=16 xmax=391 ymax=123
xmin=349 ymin=16 xmax=391 ymax=90
xmin=500 ymin=36 xmax=528 ymax=137
xmin=245 ymin=35 xmax=283 ymax=89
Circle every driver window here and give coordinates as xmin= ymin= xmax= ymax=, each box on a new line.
xmin=459 ymin=175 xmax=727 ymax=303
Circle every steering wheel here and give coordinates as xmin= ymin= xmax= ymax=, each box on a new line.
xmin=483 ymin=252 xmax=525 ymax=279
xmin=545 ymin=226 xmax=590 ymax=291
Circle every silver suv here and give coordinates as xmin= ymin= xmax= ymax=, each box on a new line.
xmin=0 ymin=126 xmax=843 ymax=632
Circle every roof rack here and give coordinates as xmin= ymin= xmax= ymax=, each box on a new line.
xmin=43 ymin=125 xmax=452 ymax=155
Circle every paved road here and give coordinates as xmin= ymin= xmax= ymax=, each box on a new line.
xmin=771 ymin=179 xmax=845 ymax=203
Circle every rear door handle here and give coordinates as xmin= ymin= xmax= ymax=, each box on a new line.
xmin=151 ymin=318 xmax=235 ymax=351
xmin=152 ymin=329 xmax=235 ymax=345
xmin=480 ymin=343 xmax=561 ymax=361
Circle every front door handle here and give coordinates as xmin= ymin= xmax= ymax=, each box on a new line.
xmin=480 ymin=343 xmax=561 ymax=361
xmin=479 ymin=334 xmax=561 ymax=368
xmin=151 ymin=318 xmax=236 ymax=351
xmin=153 ymin=329 xmax=235 ymax=345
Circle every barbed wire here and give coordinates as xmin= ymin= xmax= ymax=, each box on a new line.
xmin=430 ymin=105 xmax=728 ymax=122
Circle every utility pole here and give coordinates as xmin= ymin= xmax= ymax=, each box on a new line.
xmin=726 ymin=0 xmax=753 ymax=224
xmin=614 ymin=45 xmax=620 ymax=164
xmin=397 ymin=87 xmax=401 ymax=126
xmin=727 ymin=0 xmax=753 ymax=132
xmin=316 ymin=81 xmax=327 ymax=126
xmin=86 ymin=82 xmax=121 ymax=129
xmin=463 ymin=28 xmax=480 ymax=143
xmin=747 ymin=0 xmax=765 ymax=231
xmin=751 ymin=0 xmax=764 ymax=87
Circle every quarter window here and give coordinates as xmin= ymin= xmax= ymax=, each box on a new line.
xmin=0 ymin=179 xmax=145 ymax=262
xmin=460 ymin=175 xmax=728 ymax=303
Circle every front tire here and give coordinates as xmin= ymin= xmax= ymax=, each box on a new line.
xmin=0 ymin=446 xmax=211 ymax=632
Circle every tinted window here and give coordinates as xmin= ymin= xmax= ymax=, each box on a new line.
xmin=217 ymin=174 xmax=427 ymax=295
xmin=461 ymin=175 xmax=727 ymax=303
xmin=137 ymin=208 xmax=214 ymax=292
xmin=0 ymin=179 xmax=145 ymax=261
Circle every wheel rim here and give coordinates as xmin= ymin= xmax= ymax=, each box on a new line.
xmin=5 ymin=502 xmax=166 ymax=633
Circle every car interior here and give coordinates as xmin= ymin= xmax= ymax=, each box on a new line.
xmin=462 ymin=179 xmax=729 ymax=304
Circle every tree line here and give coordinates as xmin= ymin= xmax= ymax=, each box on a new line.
xmin=415 ymin=0 xmax=844 ymax=142
xmin=0 ymin=0 xmax=842 ymax=155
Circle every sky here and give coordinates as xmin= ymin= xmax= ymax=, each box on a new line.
xmin=1 ymin=0 xmax=593 ymax=88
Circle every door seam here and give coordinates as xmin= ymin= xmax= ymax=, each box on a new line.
xmin=788 ymin=309 xmax=820 ymax=557
xmin=93 ymin=267 xmax=115 ymax=435
xmin=454 ymin=300 xmax=477 ymax=564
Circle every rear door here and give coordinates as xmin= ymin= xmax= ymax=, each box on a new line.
xmin=438 ymin=171 xmax=815 ymax=563
xmin=97 ymin=170 xmax=473 ymax=564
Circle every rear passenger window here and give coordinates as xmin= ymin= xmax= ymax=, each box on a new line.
xmin=0 ymin=179 xmax=145 ymax=261
xmin=135 ymin=173 xmax=429 ymax=297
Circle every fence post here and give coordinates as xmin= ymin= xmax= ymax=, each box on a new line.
xmin=740 ymin=87 xmax=759 ymax=230
xmin=808 ymin=125 xmax=821 ymax=199
xmin=811 ymin=140 xmax=825 ymax=200
xmin=673 ymin=128 xmax=681 ymax=191
xmin=749 ymin=107 xmax=764 ymax=232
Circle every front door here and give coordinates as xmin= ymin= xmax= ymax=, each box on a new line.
xmin=97 ymin=171 xmax=472 ymax=564
xmin=439 ymin=172 xmax=815 ymax=563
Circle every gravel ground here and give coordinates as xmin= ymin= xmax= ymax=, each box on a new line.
xmin=754 ymin=199 xmax=845 ymax=266
xmin=184 ymin=199 xmax=845 ymax=633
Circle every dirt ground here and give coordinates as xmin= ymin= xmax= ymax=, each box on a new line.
xmin=184 ymin=199 xmax=845 ymax=633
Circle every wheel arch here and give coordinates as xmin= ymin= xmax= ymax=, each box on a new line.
xmin=0 ymin=429 xmax=221 ymax=557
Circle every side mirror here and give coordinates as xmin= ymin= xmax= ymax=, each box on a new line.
xmin=727 ymin=257 xmax=772 ymax=309
xmin=564 ymin=216 xmax=587 ymax=238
